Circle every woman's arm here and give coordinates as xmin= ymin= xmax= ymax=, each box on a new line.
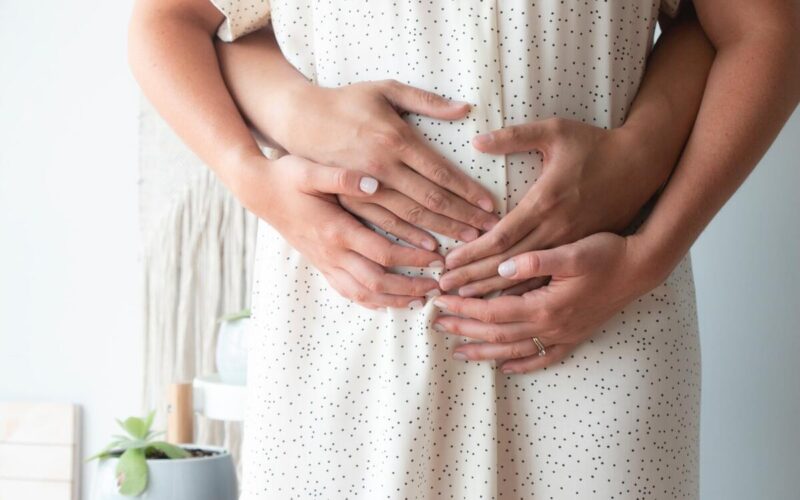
xmin=215 ymin=25 xmax=499 ymax=246
xmin=128 ymin=0 xmax=445 ymax=309
xmin=431 ymin=1 xmax=800 ymax=373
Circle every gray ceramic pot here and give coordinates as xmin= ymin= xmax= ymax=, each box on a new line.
xmin=92 ymin=445 xmax=237 ymax=500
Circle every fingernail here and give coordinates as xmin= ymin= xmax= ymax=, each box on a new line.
xmin=458 ymin=286 xmax=477 ymax=297
xmin=460 ymin=229 xmax=478 ymax=242
xmin=498 ymin=260 xmax=516 ymax=278
xmin=483 ymin=218 xmax=498 ymax=231
xmin=433 ymin=299 xmax=447 ymax=311
xmin=449 ymin=100 xmax=470 ymax=107
xmin=429 ymin=260 xmax=444 ymax=269
xmin=452 ymin=351 xmax=468 ymax=360
xmin=421 ymin=239 xmax=437 ymax=251
xmin=501 ymin=367 xmax=514 ymax=374
xmin=408 ymin=300 xmax=423 ymax=309
xmin=473 ymin=133 xmax=494 ymax=146
xmin=359 ymin=176 xmax=378 ymax=194
xmin=433 ymin=322 xmax=446 ymax=332
xmin=426 ymin=288 xmax=442 ymax=299
xmin=477 ymin=198 xmax=494 ymax=212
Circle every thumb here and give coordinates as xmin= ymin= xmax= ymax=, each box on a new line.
xmin=305 ymin=165 xmax=379 ymax=197
xmin=497 ymin=244 xmax=582 ymax=280
xmin=472 ymin=121 xmax=553 ymax=155
xmin=380 ymin=79 xmax=471 ymax=120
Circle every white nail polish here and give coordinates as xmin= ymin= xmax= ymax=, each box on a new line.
xmin=359 ymin=176 xmax=379 ymax=194
xmin=498 ymin=260 xmax=516 ymax=278
xmin=452 ymin=352 xmax=468 ymax=360
xmin=426 ymin=288 xmax=442 ymax=299
xmin=408 ymin=300 xmax=423 ymax=309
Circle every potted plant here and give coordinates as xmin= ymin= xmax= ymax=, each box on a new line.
xmin=88 ymin=411 xmax=237 ymax=499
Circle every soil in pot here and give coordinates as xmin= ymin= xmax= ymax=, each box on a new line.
xmin=107 ymin=447 xmax=219 ymax=460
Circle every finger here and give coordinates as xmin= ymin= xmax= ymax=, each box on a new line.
xmin=380 ymin=79 xmax=472 ymax=120
xmin=497 ymin=243 xmax=583 ymax=280
xmin=432 ymin=295 xmax=530 ymax=323
xmin=499 ymin=276 xmax=550 ymax=296
xmin=498 ymin=343 xmax=575 ymax=374
xmin=344 ymin=221 xmax=445 ymax=268
xmin=304 ymin=164 xmax=379 ymax=197
xmin=369 ymin=189 xmax=481 ymax=242
xmin=452 ymin=336 xmax=542 ymax=362
xmin=439 ymin=253 xmax=506 ymax=292
xmin=399 ymin=133 xmax=497 ymax=214
xmin=444 ymin=198 xmax=543 ymax=269
xmin=342 ymin=251 xmax=440 ymax=297
xmin=457 ymin=276 xmax=520 ymax=298
xmin=388 ymin=166 xmax=498 ymax=234
xmin=327 ymin=266 xmax=423 ymax=309
xmin=323 ymin=268 xmax=383 ymax=310
xmin=339 ymin=196 xmax=439 ymax=251
xmin=433 ymin=316 xmax=536 ymax=344
xmin=472 ymin=119 xmax=555 ymax=156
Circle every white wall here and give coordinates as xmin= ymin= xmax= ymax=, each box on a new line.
xmin=693 ymin=109 xmax=800 ymax=500
xmin=0 ymin=2 xmax=797 ymax=499
xmin=0 ymin=1 xmax=143 ymax=499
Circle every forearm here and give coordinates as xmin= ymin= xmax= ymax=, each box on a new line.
xmin=215 ymin=27 xmax=312 ymax=149
xmin=614 ymin=8 xmax=714 ymax=201
xmin=128 ymin=0 xmax=264 ymax=190
xmin=633 ymin=5 xmax=800 ymax=284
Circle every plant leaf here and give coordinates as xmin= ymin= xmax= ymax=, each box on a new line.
xmin=149 ymin=441 xmax=190 ymax=459
xmin=121 ymin=417 xmax=148 ymax=440
xmin=218 ymin=308 xmax=251 ymax=323
xmin=85 ymin=442 xmax=119 ymax=462
xmin=116 ymin=448 xmax=148 ymax=496
xmin=143 ymin=410 xmax=155 ymax=432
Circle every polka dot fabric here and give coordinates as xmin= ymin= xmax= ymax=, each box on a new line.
xmin=212 ymin=1 xmax=701 ymax=498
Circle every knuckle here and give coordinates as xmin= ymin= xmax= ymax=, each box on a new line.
xmin=363 ymin=275 xmax=385 ymax=293
xmin=372 ymin=250 xmax=393 ymax=267
xmin=352 ymin=290 xmax=369 ymax=304
xmin=332 ymin=168 xmax=350 ymax=192
xmin=490 ymin=230 xmax=513 ymax=251
xmin=363 ymin=158 xmax=385 ymax=177
xmin=508 ymin=344 xmax=524 ymax=359
xmin=430 ymin=166 xmax=452 ymax=185
xmin=373 ymin=128 xmax=405 ymax=150
xmin=424 ymin=190 xmax=449 ymax=211
xmin=378 ymin=216 xmax=398 ymax=232
xmin=404 ymin=205 xmax=425 ymax=224
xmin=488 ymin=327 xmax=507 ymax=344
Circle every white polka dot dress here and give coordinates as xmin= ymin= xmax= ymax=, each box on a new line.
xmin=210 ymin=1 xmax=701 ymax=498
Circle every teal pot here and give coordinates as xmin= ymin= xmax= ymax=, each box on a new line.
xmin=92 ymin=445 xmax=237 ymax=500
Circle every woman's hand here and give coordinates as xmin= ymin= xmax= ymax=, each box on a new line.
xmin=243 ymin=74 xmax=500 ymax=246
xmin=431 ymin=232 xmax=661 ymax=373
xmin=232 ymin=153 xmax=444 ymax=309
xmin=438 ymin=118 xmax=671 ymax=296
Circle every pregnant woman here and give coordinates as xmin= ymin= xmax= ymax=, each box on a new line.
xmin=128 ymin=0 xmax=799 ymax=498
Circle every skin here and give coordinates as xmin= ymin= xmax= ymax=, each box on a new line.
xmin=128 ymin=1 xmax=798 ymax=372
xmin=214 ymin=9 xmax=704 ymax=300
xmin=433 ymin=1 xmax=800 ymax=373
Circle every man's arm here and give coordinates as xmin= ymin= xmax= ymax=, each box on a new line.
xmin=634 ymin=0 xmax=800 ymax=284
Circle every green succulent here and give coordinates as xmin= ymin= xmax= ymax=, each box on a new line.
xmin=86 ymin=410 xmax=189 ymax=496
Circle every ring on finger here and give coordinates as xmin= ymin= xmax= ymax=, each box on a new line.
xmin=531 ymin=336 xmax=546 ymax=357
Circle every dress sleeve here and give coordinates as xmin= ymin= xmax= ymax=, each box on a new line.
xmin=659 ymin=0 xmax=683 ymax=18
xmin=209 ymin=0 xmax=271 ymax=42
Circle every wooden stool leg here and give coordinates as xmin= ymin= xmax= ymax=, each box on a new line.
xmin=166 ymin=383 xmax=194 ymax=444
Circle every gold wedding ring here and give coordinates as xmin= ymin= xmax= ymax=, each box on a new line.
xmin=531 ymin=337 xmax=546 ymax=357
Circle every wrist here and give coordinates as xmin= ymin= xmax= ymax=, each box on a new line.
xmin=624 ymin=229 xmax=685 ymax=293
